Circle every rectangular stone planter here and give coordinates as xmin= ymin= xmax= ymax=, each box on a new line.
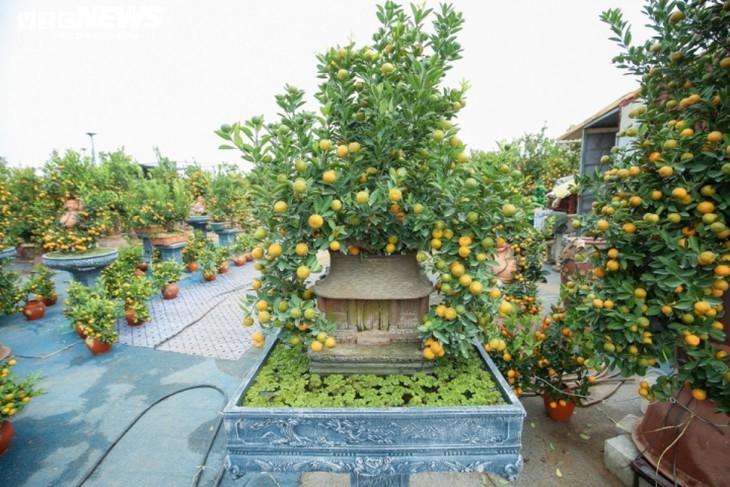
xmin=223 ymin=333 xmax=526 ymax=485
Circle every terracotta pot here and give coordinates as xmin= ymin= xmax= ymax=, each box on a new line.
xmin=149 ymin=232 xmax=187 ymax=246
xmin=219 ymin=261 xmax=230 ymax=274
xmin=40 ymin=295 xmax=58 ymax=307
xmin=134 ymin=268 xmax=145 ymax=278
xmin=124 ymin=308 xmax=145 ymax=326
xmin=187 ymin=261 xmax=199 ymax=273
xmin=75 ymin=325 xmax=88 ymax=339
xmin=542 ymin=392 xmax=577 ymax=422
xmin=632 ymin=383 xmax=730 ymax=487
xmin=0 ymin=420 xmax=14 ymax=457
xmin=162 ymin=282 xmax=179 ymax=300
xmin=85 ymin=337 xmax=113 ymax=356
xmin=203 ymin=273 xmax=217 ymax=282
xmin=137 ymin=262 xmax=148 ymax=272
xmin=233 ymin=255 xmax=246 ymax=266
xmin=493 ymin=244 xmax=516 ymax=283
xmin=22 ymin=299 xmax=46 ymax=321
xmin=244 ymin=252 xmax=253 ymax=262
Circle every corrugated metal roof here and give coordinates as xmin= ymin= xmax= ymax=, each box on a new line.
xmin=558 ymin=90 xmax=637 ymax=141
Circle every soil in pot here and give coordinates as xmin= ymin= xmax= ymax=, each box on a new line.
xmin=162 ymin=282 xmax=180 ymax=300
xmin=22 ymin=299 xmax=46 ymax=321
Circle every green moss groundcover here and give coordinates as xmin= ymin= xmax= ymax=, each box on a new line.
xmin=244 ymin=343 xmax=506 ymax=408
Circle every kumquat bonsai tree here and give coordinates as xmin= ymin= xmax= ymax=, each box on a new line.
xmin=217 ymin=1 xmax=539 ymax=356
xmin=576 ymin=0 xmax=730 ymax=413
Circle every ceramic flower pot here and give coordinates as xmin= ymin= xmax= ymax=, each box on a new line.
xmin=0 ymin=420 xmax=14 ymax=457
xmin=493 ymin=244 xmax=516 ymax=283
xmin=124 ymin=308 xmax=145 ymax=327
xmin=233 ymin=255 xmax=246 ymax=266
xmin=219 ymin=261 xmax=230 ymax=274
xmin=40 ymin=295 xmax=58 ymax=307
xmin=203 ymin=273 xmax=217 ymax=282
xmin=22 ymin=299 xmax=46 ymax=321
xmin=187 ymin=261 xmax=199 ymax=273
xmin=632 ymin=382 xmax=730 ymax=487
xmin=85 ymin=337 xmax=113 ymax=356
xmin=542 ymin=393 xmax=577 ymax=422
xmin=162 ymin=282 xmax=180 ymax=300
xmin=75 ymin=325 xmax=88 ymax=339
xmin=137 ymin=262 xmax=148 ymax=272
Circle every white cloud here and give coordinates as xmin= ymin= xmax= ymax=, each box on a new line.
xmin=0 ymin=0 xmax=652 ymax=169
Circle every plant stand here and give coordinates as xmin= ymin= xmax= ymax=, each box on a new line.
xmin=186 ymin=215 xmax=211 ymax=240
xmin=214 ymin=228 xmax=240 ymax=248
xmin=223 ymin=332 xmax=526 ymax=485
xmin=42 ymin=249 xmax=118 ymax=287
xmin=133 ymin=230 xmax=155 ymax=263
xmin=152 ymin=241 xmax=187 ymax=264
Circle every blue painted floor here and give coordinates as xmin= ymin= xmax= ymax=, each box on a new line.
xmin=1 ymin=262 xmax=636 ymax=487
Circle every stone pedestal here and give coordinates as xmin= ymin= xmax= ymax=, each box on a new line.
xmin=215 ymin=228 xmax=240 ymax=248
xmin=42 ymin=249 xmax=119 ymax=287
xmin=153 ymin=241 xmax=187 ymax=264
xmin=186 ymin=216 xmax=211 ymax=240
xmin=0 ymin=247 xmax=16 ymax=261
xmin=133 ymin=231 xmax=155 ymax=263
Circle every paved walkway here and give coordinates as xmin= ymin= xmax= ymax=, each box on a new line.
xmin=117 ymin=264 xmax=261 ymax=360
xmin=0 ymin=260 xmax=639 ymax=487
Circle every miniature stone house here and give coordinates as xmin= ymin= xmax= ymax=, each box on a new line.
xmin=314 ymin=251 xmax=433 ymax=345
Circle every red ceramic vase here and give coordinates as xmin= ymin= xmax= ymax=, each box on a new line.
xmin=85 ymin=337 xmax=113 ymax=356
xmin=40 ymin=295 xmax=58 ymax=307
xmin=493 ymin=244 xmax=516 ymax=283
xmin=124 ymin=308 xmax=145 ymax=326
xmin=22 ymin=299 xmax=46 ymax=321
xmin=162 ymin=282 xmax=179 ymax=300
xmin=233 ymin=255 xmax=246 ymax=266
xmin=0 ymin=420 xmax=14 ymax=457
xmin=76 ymin=325 xmax=88 ymax=339
xmin=542 ymin=393 xmax=577 ymax=422
xmin=187 ymin=261 xmax=199 ymax=273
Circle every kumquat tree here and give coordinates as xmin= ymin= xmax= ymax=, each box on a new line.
xmin=576 ymin=0 xmax=730 ymax=412
xmin=217 ymin=2 xmax=541 ymax=357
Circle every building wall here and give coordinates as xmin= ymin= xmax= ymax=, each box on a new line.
xmin=578 ymin=131 xmax=617 ymax=214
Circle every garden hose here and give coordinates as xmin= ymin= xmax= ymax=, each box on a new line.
xmin=76 ymin=384 xmax=228 ymax=487
xmin=153 ymin=282 xmax=247 ymax=350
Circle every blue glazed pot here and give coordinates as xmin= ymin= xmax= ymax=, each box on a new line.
xmin=223 ymin=331 xmax=526 ymax=485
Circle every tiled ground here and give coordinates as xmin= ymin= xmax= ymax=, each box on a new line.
xmin=116 ymin=263 xmax=263 ymax=360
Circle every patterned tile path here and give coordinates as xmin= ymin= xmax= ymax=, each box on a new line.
xmin=116 ymin=263 xmax=262 ymax=360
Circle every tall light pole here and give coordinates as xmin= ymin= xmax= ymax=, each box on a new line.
xmin=80 ymin=147 xmax=87 ymax=159
xmin=86 ymin=132 xmax=96 ymax=164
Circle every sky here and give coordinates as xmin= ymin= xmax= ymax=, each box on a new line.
xmin=0 ymin=0 xmax=653 ymax=170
